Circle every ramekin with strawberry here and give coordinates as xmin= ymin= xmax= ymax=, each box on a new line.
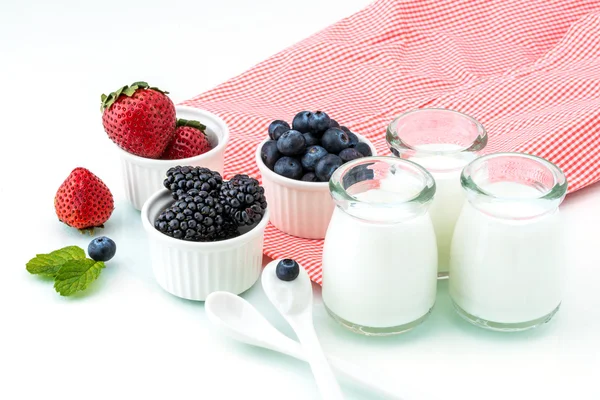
xmin=100 ymin=81 xmax=229 ymax=210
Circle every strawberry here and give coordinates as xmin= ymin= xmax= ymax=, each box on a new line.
xmin=101 ymin=81 xmax=176 ymax=159
xmin=55 ymin=168 xmax=114 ymax=231
xmin=161 ymin=118 xmax=212 ymax=160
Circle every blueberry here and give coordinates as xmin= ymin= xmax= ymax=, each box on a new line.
xmin=329 ymin=119 xmax=340 ymax=128
xmin=308 ymin=111 xmax=331 ymax=133
xmin=301 ymin=172 xmax=319 ymax=182
xmin=339 ymin=148 xmax=365 ymax=162
xmin=340 ymin=126 xmax=351 ymax=134
xmin=88 ymin=236 xmax=117 ymax=262
xmin=274 ymin=157 xmax=303 ymax=180
xmin=276 ymin=259 xmax=300 ymax=281
xmin=355 ymin=142 xmax=372 ymax=157
xmin=321 ymin=128 xmax=351 ymax=154
xmin=303 ymin=131 xmax=321 ymax=147
xmin=292 ymin=111 xmax=312 ymax=133
xmin=268 ymin=120 xmax=290 ymax=140
xmin=261 ymin=140 xmax=281 ymax=170
xmin=301 ymin=145 xmax=328 ymax=172
xmin=277 ymin=130 xmax=306 ymax=156
xmin=315 ymin=154 xmax=343 ymax=182
xmin=347 ymin=131 xmax=359 ymax=147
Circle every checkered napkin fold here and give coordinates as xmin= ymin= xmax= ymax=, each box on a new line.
xmin=182 ymin=0 xmax=600 ymax=284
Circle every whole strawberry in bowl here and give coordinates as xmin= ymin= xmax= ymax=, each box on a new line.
xmin=161 ymin=119 xmax=212 ymax=160
xmin=101 ymin=82 xmax=229 ymax=210
xmin=101 ymin=81 xmax=176 ymax=159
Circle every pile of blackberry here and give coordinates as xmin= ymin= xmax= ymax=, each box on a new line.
xmin=155 ymin=166 xmax=267 ymax=242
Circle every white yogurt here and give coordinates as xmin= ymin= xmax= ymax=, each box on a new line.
xmin=409 ymin=143 xmax=476 ymax=275
xmin=322 ymin=186 xmax=438 ymax=330
xmin=449 ymin=182 xmax=564 ymax=324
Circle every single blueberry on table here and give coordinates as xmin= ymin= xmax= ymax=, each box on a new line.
xmin=268 ymin=120 xmax=290 ymax=140
xmin=277 ymin=130 xmax=306 ymax=156
xmin=355 ymin=142 xmax=372 ymax=157
xmin=308 ymin=111 xmax=331 ymax=133
xmin=88 ymin=236 xmax=117 ymax=262
xmin=292 ymin=111 xmax=312 ymax=133
xmin=274 ymin=157 xmax=303 ymax=180
xmin=301 ymin=172 xmax=319 ymax=182
xmin=321 ymin=128 xmax=351 ymax=154
xmin=315 ymin=154 xmax=343 ymax=182
xmin=276 ymin=259 xmax=300 ymax=281
xmin=261 ymin=140 xmax=282 ymax=170
xmin=302 ymin=131 xmax=321 ymax=147
xmin=301 ymin=145 xmax=329 ymax=172
xmin=339 ymin=148 xmax=365 ymax=162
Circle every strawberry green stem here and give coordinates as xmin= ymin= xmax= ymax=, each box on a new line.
xmin=100 ymin=81 xmax=169 ymax=112
xmin=177 ymin=118 xmax=207 ymax=132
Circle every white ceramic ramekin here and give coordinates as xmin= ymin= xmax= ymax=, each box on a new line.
xmin=141 ymin=189 xmax=269 ymax=301
xmin=117 ymin=106 xmax=229 ymax=210
xmin=256 ymin=134 xmax=377 ymax=239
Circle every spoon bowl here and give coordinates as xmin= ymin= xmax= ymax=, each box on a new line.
xmin=261 ymin=259 xmax=313 ymax=315
xmin=205 ymin=291 xmax=301 ymax=358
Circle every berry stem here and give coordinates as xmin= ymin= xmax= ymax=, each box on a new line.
xmin=177 ymin=118 xmax=207 ymax=132
xmin=100 ymin=81 xmax=169 ymax=112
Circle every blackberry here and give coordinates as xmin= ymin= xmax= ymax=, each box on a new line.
xmin=163 ymin=166 xmax=223 ymax=200
xmin=220 ymin=175 xmax=267 ymax=226
xmin=155 ymin=189 xmax=239 ymax=241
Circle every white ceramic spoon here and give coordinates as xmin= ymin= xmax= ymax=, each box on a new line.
xmin=205 ymin=291 xmax=403 ymax=399
xmin=261 ymin=259 xmax=344 ymax=399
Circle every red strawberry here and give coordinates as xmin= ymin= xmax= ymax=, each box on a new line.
xmin=101 ymin=81 xmax=176 ymax=158
xmin=55 ymin=168 xmax=114 ymax=231
xmin=161 ymin=118 xmax=212 ymax=160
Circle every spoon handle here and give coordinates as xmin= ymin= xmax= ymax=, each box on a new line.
xmin=291 ymin=315 xmax=344 ymax=400
xmin=326 ymin=355 xmax=403 ymax=400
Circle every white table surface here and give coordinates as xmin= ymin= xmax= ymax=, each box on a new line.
xmin=2 ymin=1 xmax=599 ymax=399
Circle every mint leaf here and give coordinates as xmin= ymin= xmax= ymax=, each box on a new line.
xmin=54 ymin=259 xmax=105 ymax=296
xmin=26 ymin=246 xmax=86 ymax=277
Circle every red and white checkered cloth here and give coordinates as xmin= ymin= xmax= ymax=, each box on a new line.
xmin=183 ymin=0 xmax=600 ymax=284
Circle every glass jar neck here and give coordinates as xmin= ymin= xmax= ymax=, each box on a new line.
xmin=329 ymin=157 xmax=436 ymax=224
xmin=461 ymin=152 xmax=567 ymax=220
xmin=386 ymin=108 xmax=487 ymax=173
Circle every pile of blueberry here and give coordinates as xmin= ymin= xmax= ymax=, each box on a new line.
xmin=260 ymin=111 xmax=372 ymax=182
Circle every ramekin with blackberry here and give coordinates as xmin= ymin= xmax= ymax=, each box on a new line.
xmin=142 ymin=166 xmax=269 ymax=301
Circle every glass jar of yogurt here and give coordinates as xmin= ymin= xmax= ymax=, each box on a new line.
xmin=449 ymin=152 xmax=567 ymax=332
xmin=322 ymin=157 xmax=438 ymax=335
xmin=386 ymin=108 xmax=487 ymax=277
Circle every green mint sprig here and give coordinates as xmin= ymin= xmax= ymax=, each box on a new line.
xmin=26 ymin=246 xmax=105 ymax=296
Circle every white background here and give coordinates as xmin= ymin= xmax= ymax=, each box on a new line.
xmin=1 ymin=1 xmax=599 ymax=399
